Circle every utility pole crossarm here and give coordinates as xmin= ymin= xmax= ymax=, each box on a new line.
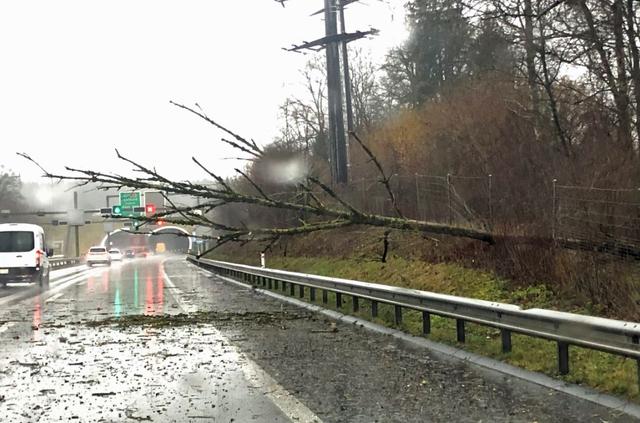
xmin=310 ymin=0 xmax=360 ymax=16
xmin=281 ymin=0 xmax=375 ymax=185
xmin=286 ymin=29 xmax=379 ymax=52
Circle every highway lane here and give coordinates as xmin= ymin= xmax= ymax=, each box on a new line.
xmin=0 ymin=255 xmax=635 ymax=422
xmin=0 ymin=256 xmax=303 ymax=422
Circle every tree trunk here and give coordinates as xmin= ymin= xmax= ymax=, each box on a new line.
xmin=539 ymin=19 xmax=571 ymax=157
xmin=523 ymin=0 xmax=540 ymax=125
xmin=626 ymin=0 xmax=640 ymax=147
xmin=580 ymin=0 xmax=633 ymax=148
xmin=613 ymin=0 xmax=633 ymax=148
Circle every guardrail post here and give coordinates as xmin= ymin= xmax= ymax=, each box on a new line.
xmin=456 ymin=320 xmax=465 ymax=343
xmin=299 ymin=285 xmax=305 ymax=298
xmin=422 ymin=311 xmax=431 ymax=335
xmin=281 ymin=281 xmax=287 ymax=292
xmin=558 ymin=342 xmax=569 ymax=375
xmin=310 ymin=287 xmax=316 ymax=302
xmin=267 ymin=278 xmax=272 ymax=289
xmin=336 ymin=293 xmax=342 ymax=309
xmin=501 ymin=329 xmax=512 ymax=353
xmin=290 ymin=283 xmax=295 ymax=296
xmin=274 ymin=279 xmax=278 ymax=290
xmin=352 ymin=296 xmax=359 ymax=312
xmin=371 ymin=301 xmax=378 ymax=318
xmin=322 ymin=290 xmax=328 ymax=304
xmin=394 ymin=305 xmax=403 ymax=325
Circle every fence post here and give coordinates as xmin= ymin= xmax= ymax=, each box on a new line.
xmin=552 ymin=178 xmax=558 ymax=241
xmin=361 ymin=177 xmax=366 ymax=212
xmin=488 ymin=174 xmax=493 ymax=230
xmin=415 ymin=173 xmax=421 ymax=220
xmin=447 ymin=173 xmax=453 ymax=225
xmin=260 ymin=252 xmax=266 ymax=268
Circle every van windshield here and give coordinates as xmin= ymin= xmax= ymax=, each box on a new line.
xmin=0 ymin=231 xmax=35 ymax=253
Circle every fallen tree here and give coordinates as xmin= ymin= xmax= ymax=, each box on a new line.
xmin=20 ymin=101 xmax=494 ymax=258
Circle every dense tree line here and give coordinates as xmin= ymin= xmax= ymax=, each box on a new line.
xmin=257 ymin=0 xmax=640 ymax=233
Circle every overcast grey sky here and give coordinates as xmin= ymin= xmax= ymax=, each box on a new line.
xmin=0 ymin=1 xmax=407 ymax=183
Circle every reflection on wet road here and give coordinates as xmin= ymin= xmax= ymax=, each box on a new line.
xmin=0 ymin=256 xmax=299 ymax=423
xmin=77 ymin=259 xmax=170 ymax=317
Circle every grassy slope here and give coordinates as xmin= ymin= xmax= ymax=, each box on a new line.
xmin=208 ymin=228 xmax=639 ymax=400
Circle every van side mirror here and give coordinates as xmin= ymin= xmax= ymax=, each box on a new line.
xmin=46 ymin=248 xmax=54 ymax=257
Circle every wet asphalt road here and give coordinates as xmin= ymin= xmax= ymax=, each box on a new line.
xmin=0 ymin=255 xmax=637 ymax=422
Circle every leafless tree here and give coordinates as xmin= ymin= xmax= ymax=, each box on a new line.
xmin=19 ymin=102 xmax=494 ymax=258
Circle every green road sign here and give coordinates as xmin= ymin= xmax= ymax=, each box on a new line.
xmin=119 ymin=192 xmax=143 ymax=218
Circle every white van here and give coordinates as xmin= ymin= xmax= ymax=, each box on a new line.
xmin=0 ymin=223 xmax=52 ymax=287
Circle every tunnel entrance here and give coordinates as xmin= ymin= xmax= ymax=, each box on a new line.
xmin=149 ymin=227 xmax=191 ymax=253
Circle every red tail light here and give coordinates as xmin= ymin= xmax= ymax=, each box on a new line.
xmin=35 ymin=250 xmax=43 ymax=268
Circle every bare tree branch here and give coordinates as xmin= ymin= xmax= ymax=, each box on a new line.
xmin=348 ymin=131 xmax=403 ymax=218
xmin=18 ymin=104 xmax=497 ymax=253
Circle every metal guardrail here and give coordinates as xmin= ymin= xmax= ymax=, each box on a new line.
xmin=49 ymin=257 xmax=82 ymax=269
xmin=188 ymin=256 xmax=640 ymax=382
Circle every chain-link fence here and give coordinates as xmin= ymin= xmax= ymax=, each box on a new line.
xmin=554 ymin=183 xmax=640 ymax=257
xmin=232 ymin=173 xmax=639 ymax=259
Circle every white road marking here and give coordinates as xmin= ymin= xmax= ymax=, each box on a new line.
xmin=0 ymin=322 xmax=17 ymax=334
xmin=161 ymin=261 xmax=198 ymax=314
xmin=241 ymin=357 xmax=323 ymax=423
xmin=0 ymin=269 xmax=93 ymax=308
xmin=45 ymin=292 xmax=64 ymax=303
xmin=162 ymin=258 xmax=324 ymax=423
